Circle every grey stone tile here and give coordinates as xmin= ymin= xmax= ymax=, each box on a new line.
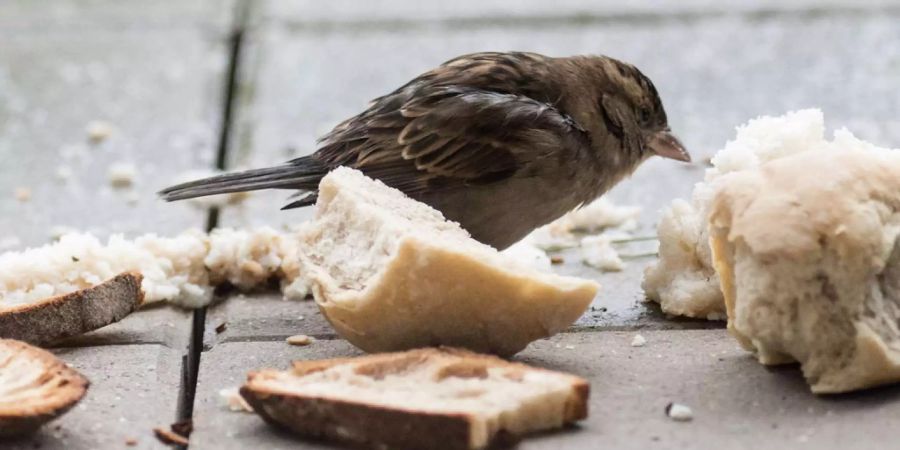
xmin=0 ymin=1 xmax=235 ymax=346
xmin=5 ymin=344 xmax=183 ymax=450
xmin=190 ymin=331 xmax=900 ymax=449
xmin=203 ymin=292 xmax=336 ymax=347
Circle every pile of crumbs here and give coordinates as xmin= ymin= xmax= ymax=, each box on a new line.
xmin=0 ymin=227 xmax=311 ymax=309
xmin=512 ymin=196 xmax=644 ymax=272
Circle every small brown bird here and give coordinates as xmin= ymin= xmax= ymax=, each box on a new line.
xmin=160 ymin=52 xmax=689 ymax=249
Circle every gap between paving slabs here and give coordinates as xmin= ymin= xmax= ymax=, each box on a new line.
xmin=175 ymin=0 xmax=252 ymax=430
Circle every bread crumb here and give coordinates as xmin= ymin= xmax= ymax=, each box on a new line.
xmin=14 ymin=187 xmax=31 ymax=202
xmin=665 ymin=403 xmax=693 ymax=421
xmin=86 ymin=120 xmax=114 ymax=143
xmin=219 ymin=387 xmax=253 ymax=413
xmin=631 ymin=334 xmax=647 ymax=347
xmin=108 ymin=163 xmax=137 ymax=188
xmin=214 ymin=321 xmax=227 ymax=334
xmin=286 ymin=334 xmax=314 ymax=346
xmin=153 ymin=427 xmax=188 ymax=446
xmin=580 ymin=235 xmax=625 ymax=272
xmin=55 ymin=166 xmax=73 ymax=182
xmin=125 ymin=437 xmax=138 ymax=446
xmin=550 ymin=255 xmax=564 ymax=265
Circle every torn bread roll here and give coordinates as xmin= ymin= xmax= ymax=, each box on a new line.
xmin=240 ymin=347 xmax=589 ymax=450
xmin=0 ymin=339 xmax=89 ymax=436
xmin=0 ymin=272 xmax=143 ymax=345
xmin=710 ymin=147 xmax=900 ymax=393
xmin=644 ymin=109 xmax=838 ymax=320
xmin=297 ymin=167 xmax=598 ymax=356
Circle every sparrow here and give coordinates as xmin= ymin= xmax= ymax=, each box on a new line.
xmin=160 ymin=51 xmax=689 ymax=249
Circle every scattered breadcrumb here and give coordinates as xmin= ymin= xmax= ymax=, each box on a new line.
xmin=517 ymin=196 xmax=641 ymax=269
xmin=550 ymin=255 xmax=564 ymax=265
xmin=153 ymin=427 xmax=188 ymax=446
xmin=55 ymin=166 xmax=73 ymax=182
xmin=125 ymin=437 xmax=138 ymax=446
xmin=219 ymin=387 xmax=253 ymax=413
xmin=108 ymin=163 xmax=137 ymax=188
xmin=14 ymin=187 xmax=31 ymax=202
xmin=86 ymin=120 xmax=114 ymax=143
xmin=1 ymin=227 xmax=312 ymax=308
xmin=214 ymin=321 xmax=227 ymax=334
xmin=580 ymin=235 xmax=625 ymax=272
xmin=666 ymin=403 xmax=694 ymax=422
xmin=631 ymin=334 xmax=647 ymax=347
xmin=286 ymin=334 xmax=314 ymax=346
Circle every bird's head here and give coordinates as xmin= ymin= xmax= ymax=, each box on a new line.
xmin=557 ymin=56 xmax=690 ymax=166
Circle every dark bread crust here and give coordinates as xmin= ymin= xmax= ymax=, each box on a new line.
xmin=0 ymin=339 xmax=89 ymax=437
xmin=240 ymin=347 xmax=589 ymax=450
xmin=0 ymin=272 xmax=143 ymax=346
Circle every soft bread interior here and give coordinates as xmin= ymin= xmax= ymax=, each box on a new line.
xmin=0 ymin=339 xmax=88 ymax=436
xmin=709 ymin=145 xmax=900 ymax=393
xmin=0 ymin=227 xmax=309 ymax=310
xmin=297 ymin=168 xmax=599 ymax=355
xmin=644 ymin=109 xmax=831 ymax=320
xmin=244 ymin=348 xmax=587 ymax=449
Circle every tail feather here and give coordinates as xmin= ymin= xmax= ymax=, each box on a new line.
xmin=158 ymin=159 xmax=328 ymax=202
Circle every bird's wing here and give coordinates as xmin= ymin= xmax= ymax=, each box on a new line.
xmin=313 ymin=86 xmax=589 ymax=195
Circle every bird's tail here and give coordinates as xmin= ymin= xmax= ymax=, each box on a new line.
xmin=158 ymin=157 xmax=328 ymax=203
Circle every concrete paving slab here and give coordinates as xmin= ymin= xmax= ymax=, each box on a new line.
xmin=203 ymin=292 xmax=337 ymax=347
xmin=0 ymin=1 xmax=236 ymax=347
xmin=220 ymin=8 xmax=900 ymax=328
xmin=5 ymin=344 xmax=183 ymax=450
xmin=189 ymin=330 xmax=900 ymax=449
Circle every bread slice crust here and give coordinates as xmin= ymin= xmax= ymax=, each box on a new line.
xmin=0 ymin=339 xmax=90 ymax=437
xmin=0 ymin=272 xmax=143 ymax=345
xmin=240 ymin=347 xmax=589 ymax=450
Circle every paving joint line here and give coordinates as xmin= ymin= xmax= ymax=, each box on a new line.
xmin=175 ymin=0 xmax=252 ymax=436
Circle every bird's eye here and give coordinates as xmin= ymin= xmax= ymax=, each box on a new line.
xmin=639 ymin=106 xmax=652 ymax=125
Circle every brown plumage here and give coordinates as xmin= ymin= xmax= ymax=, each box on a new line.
xmin=160 ymin=51 xmax=689 ymax=249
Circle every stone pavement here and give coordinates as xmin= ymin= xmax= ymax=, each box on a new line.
xmin=1 ymin=0 xmax=900 ymax=449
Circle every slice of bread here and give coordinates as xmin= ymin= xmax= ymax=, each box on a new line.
xmin=296 ymin=167 xmax=599 ymax=356
xmin=0 ymin=339 xmax=89 ymax=436
xmin=240 ymin=347 xmax=589 ymax=450
xmin=0 ymin=272 xmax=143 ymax=345
xmin=709 ymin=147 xmax=900 ymax=393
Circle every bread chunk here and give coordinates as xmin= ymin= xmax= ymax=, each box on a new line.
xmin=0 ymin=339 xmax=89 ymax=436
xmin=644 ymin=109 xmax=829 ymax=319
xmin=710 ymin=147 xmax=900 ymax=393
xmin=241 ymin=347 xmax=588 ymax=450
xmin=0 ymin=272 xmax=142 ymax=345
xmin=296 ymin=167 xmax=598 ymax=356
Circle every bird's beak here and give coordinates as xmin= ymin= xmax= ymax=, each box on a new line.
xmin=646 ymin=128 xmax=690 ymax=162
